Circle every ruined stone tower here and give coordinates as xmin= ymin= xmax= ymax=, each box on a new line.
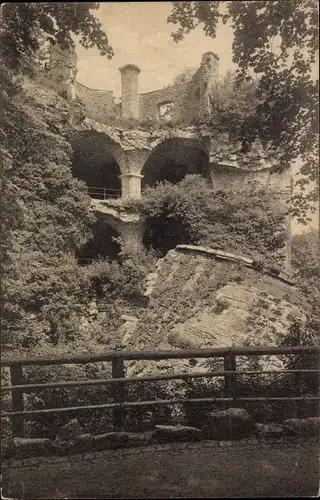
xmin=199 ymin=51 xmax=219 ymax=118
xmin=119 ymin=64 xmax=141 ymax=119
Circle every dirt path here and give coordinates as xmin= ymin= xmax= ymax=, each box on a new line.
xmin=3 ymin=441 xmax=319 ymax=499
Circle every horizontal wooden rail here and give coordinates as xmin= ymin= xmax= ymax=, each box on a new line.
xmin=2 ymin=397 xmax=319 ymax=419
xmin=1 ymin=346 xmax=319 ymax=438
xmin=2 ymin=346 xmax=319 ymax=367
xmin=1 ymin=369 xmax=318 ymax=393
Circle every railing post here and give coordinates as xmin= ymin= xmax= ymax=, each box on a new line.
xmin=295 ymin=369 xmax=305 ymax=419
xmin=112 ymin=357 xmax=126 ymax=431
xmin=224 ymin=352 xmax=236 ymax=401
xmin=10 ymin=363 xmax=25 ymax=438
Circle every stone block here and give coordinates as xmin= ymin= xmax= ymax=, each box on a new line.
xmin=70 ymin=433 xmax=94 ymax=454
xmin=91 ymin=432 xmax=129 ymax=451
xmin=153 ymin=425 xmax=202 ymax=444
xmin=202 ymin=408 xmax=254 ymax=440
xmin=126 ymin=431 xmax=153 ymax=447
xmin=56 ymin=418 xmax=83 ymax=441
xmin=54 ymin=418 xmax=85 ymax=454
xmin=12 ymin=437 xmax=54 ymax=458
xmin=255 ymin=423 xmax=285 ymax=439
xmin=283 ymin=417 xmax=320 ymax=438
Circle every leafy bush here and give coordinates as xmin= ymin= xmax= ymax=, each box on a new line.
xmin=291 ymin=230 xmax=320 ymax=321
xmin=131 ymin=174 xmax=288 ymax=265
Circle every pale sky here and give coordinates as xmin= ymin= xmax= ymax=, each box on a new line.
xmin=75 ymin=2 xmax=318 ymax=233
xmin=75 ymin=2 xmax=235 ymax=95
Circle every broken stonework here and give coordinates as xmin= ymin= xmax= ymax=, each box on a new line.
xmin=123 ymin=247 xmax=306 ymax=377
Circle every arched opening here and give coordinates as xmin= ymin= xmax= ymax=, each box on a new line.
xmin=71 ymin=131 xmax=122 ymax=200
xmin=143 ymin=212 xmax=192 ymax=257
xmin=76 ymin=215 xmax=121 ymax=265
xmin=141 ymin=138 xmax=210 ymax=189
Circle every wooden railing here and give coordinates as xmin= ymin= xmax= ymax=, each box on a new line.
xmin=87 ymin=187 xmax=121 ymax=200
xmin=1 ymin=346 xmax=319 ymax=438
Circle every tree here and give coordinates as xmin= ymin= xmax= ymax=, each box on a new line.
xmin=207 ymin=70 xmax=262 ymax=141
xmin=291 ymin=229 xmax=320 ymax=320
xmin=0 ymin=3 xmax=113 ymax=73
xmin=168 ymin=1 xmax=319 ymax=223
xmin=0 ymin=3 xmax=114 ymax=351
xmin=173 ymin=66 xmax=198 ymax=86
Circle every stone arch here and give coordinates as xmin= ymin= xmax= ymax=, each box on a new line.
xmin=141 ymin=137 xmax=210 ymax=189
xmin=76 ymin=212 xmax=122 ymax=264
xmin=71 ymin=130 xmax=126 ymax=199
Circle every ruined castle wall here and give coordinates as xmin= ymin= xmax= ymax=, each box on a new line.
xmin=210 ymin=165 xmax=291 ymax=193
xmin=124 ymin=247 xmax=304 ymax=365
xmin=179 ymin=67 xmax=204 ymax=122
xmin=139 ymin=86 xmax=177 ymax=121
xmin=139 ymin=79 xmax=203 ymax=123
xmin=41 ymin=44 xmax=78 ymax=101
xmin=75 ymin=83 xmax=115 ymax=123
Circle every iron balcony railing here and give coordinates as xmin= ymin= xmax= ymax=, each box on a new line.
xmin=87 ymin=187 xmax=121 ymax=200
xmin=77 ymin=257 xmax=102 ymax=266
xmin=1 ymin=346 xmax=319 ymax=437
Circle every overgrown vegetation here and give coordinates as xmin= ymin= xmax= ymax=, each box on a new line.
xmin=291 ymin=229 xmax=320 ymax=321
xmin=131 ymin=175 xmax=288 ymax=265
xmin=168 ymin=0 xmax=319 ymax=223
xmin=1 ymin=3 xmax=318 ymax=454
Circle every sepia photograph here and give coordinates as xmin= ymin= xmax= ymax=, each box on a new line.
xmin=1 ymin=1 xmax=319 ymax=498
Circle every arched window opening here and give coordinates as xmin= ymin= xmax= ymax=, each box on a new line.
xmin=141 ymin=138 xmax=210 ymax=190
xmin=71 ymin=131 xmax=122 ymax=200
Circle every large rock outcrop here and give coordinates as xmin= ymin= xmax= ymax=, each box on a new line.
xmin=119 ymin=246 xmax=306 ymax=377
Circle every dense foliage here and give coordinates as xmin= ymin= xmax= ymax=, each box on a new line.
xmin=132 ymin=175 xmax=288 ymax=266
xmin=168 ymin=1 xmax=319 ymax=223
xmin=207 ymin=71 xmax=262 ymax=142
xmin=291 ymin=229 xmax=320 ymax=321
xmin=0 ymin=3 xmax=114 ymax=74
xmin=1 ymin=70 xmax=93 ymax=350
xmin=0 ymin=3 xmax=116 ymax=352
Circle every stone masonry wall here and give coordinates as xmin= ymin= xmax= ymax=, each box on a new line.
xmin=75 ymin=83 xmax=115 ymax=123
xmin=140 ymin=86 xmax=177 ymax=121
